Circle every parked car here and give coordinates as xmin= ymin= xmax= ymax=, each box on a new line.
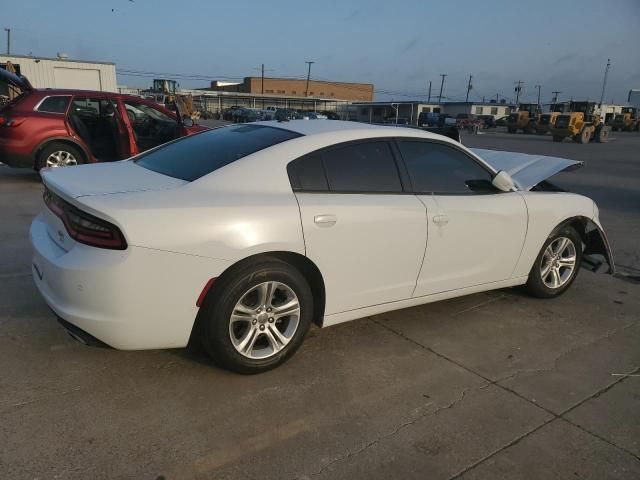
xmin=233 ymin=108 xmax=262 ymax=123
xmin=479 ymin=115 xmax=497 ymax=128
xmin=496 ymin=115 xmax=510 ymax=127
xmin=319 ymin=110 xmax=340 ymax=120
xmin=274 ymin=108 xmax=301 ymax=121
xmin=456 ymin=113 xmax=483 ymax=129
xmin=222 ymin=106 xmax=243 ymax=121
xmin=418 ymin=112 xmax=440 ymax=127
xmin=261 ymin=106 xmax=278 ymax=120
xmin=0 ymin=69 xmax=206 ymax=170
xmin=437 ymin=114 xmax=457 ymax=127
xmin=302 ymin=111 xmax=328 ymax=120
xmin=31 ymin=121 xmax=614 ymax=373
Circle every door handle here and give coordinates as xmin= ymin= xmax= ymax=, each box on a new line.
xmin=314 ymin=214 xmax=337 ymax=228
xmin=432 ymin=214 xmax=449 ymax=226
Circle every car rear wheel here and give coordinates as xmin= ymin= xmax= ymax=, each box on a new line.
xmin=198 ymin=259 xmax=313 ymax=373
xmin=36 ymin=142 xmax=85 ymax=171
xmin=525 ymin=226 xmax=582 ymax=298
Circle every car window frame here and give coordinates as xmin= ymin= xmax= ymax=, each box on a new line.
xmin=33 ymin=95 xmax=72 ymax=115
xmin=392 ymin=137 xmax=499 ymax=196
xmin=287 ymin=137 xmax=412 ymax=195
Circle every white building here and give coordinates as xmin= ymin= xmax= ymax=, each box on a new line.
xmin=343 ymin=101 xmax=513 ymax=126
xmin=0 ymin=54 xmax=117 ymax=92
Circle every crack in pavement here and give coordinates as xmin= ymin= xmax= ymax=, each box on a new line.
xmin=494 ymin=320 xmax=640 ymax=384
xmin=306 ymin=384 xmax=489 ymax=478
xmin=448 ymin=366 xmax=640 ymax=479
xmin=366 ymin=316 xmax=640 ymax=478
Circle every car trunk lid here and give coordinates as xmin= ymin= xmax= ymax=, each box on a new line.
xmin=41 ymin=160 xmax=187 ymax=199
xmin=471 ymin=148 xmax=583 ymax=191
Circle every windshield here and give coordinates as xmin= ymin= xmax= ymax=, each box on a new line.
xmin=135 ymin=124 xmax=301 ymax=181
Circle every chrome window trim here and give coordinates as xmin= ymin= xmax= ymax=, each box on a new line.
xmin=33 ymin=95 xmax=72 ymax=114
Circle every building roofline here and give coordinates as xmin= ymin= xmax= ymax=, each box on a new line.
xmin=0 ymin=53 xmax=115 ymax=66
xmin=242 ymin=76 xmax=374 ymax=88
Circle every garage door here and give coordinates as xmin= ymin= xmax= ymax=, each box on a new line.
xmin=53 ymin=67 xmax=102 ymax=90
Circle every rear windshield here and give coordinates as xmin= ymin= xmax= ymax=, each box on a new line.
xmin=135 ymin=124 xmax=301 ymax=181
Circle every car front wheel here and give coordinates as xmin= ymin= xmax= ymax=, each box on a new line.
xmin=198 ymin=259 xmax=313 ymax=373
xmin=525 ymin=226 xmax=582 ymax=298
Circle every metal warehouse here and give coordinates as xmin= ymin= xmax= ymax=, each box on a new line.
xmin=0 ymin=54 xmax=117 ymax=92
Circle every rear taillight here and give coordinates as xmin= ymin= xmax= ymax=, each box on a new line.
xmin=43 ymin=188 xmax=127 ymax=250
xmin=0 ymin=116 xmax=26 ymax=127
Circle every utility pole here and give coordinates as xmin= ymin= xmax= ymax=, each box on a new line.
xmin=535 ymin=84 xmax=541 ymax=106
xmin=514 ymin=80 xmax=524 ymax=105
xmin=465 ymin=74 xmax=473 ymax=102
xmin=496 ymin=93 xmax=500 ymax=102
xmin=261 ymin=64 xmax=265 ymax=95
xmin=599 ymin=58 xmax=611 ymax=107
xmin=438 ymin=73 xmax=447 ymax=102
xmin=552 ymin=90 xmax=561 ymax=104
xmin=304 ymin=61 xmax=314 ymax=97
xmin=427 ymin=80 xmax=432 ymax=102
xmin=4 ymin=28 xmax=9 ymax=55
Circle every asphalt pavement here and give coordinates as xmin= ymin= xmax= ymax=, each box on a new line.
xmin=0 ymin=128 xmax=638 ymax=479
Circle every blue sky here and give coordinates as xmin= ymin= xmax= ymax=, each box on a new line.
xmin=2 ymin=0 xmax=639 ymax=103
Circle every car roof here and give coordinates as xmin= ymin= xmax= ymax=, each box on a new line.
xmin=257 ymin=119 xmax=448 ymax=141
xmin=33 ymin=89 xmax=142 ymax=101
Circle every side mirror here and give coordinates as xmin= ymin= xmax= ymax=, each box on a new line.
xmin=182 ymin=115 xmax=194 ymax=127
xmin=492 ymin=170 xmax=517 ymax=192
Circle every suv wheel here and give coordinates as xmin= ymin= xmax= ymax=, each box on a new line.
xmin=36 ymin=142 xmax=85 ymax=171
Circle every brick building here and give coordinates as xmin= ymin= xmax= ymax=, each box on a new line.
xmin=210 ymin=77 xmax=373 ymax=102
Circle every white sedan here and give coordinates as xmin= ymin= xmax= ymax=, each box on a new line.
xmin=30 ymin=121 xmax=614 ymax=373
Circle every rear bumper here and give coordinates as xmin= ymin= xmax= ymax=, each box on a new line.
xmin=0 ymin=136 xmax=33 ymax=167
xmin=0 ymin=149 xmax=31 ymax=167
xmin=30 ymin=212 xmax=232 ymax=350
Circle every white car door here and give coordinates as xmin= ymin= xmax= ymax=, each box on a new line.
xmin=394 ymin=139 xmax=528 ymax=297
xmin=289 ymin=140 xmax=427 ymax=315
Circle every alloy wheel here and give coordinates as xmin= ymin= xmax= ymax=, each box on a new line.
xmin=46 ymin=150 xmax=78 ymax=168
xmin=540 ymin=237 xmax=577 ymax=289
xmin=229 ymin=281 xmax=301 ymax=360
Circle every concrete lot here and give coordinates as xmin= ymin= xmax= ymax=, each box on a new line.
xmin=0 ymin=128 xmax=638 ymax=479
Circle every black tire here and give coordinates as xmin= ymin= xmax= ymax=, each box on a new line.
xmin=507 ymin=127 xmax=516 ymax=134
xmin=198 ymin=259 xmax=313 ymax=374
xmin=525 ymin=226 xmax=583 ymax=299
xmin=612 ymin=127 xmax=618 ymax=132
xmin=36 ymin=141 xmax=86 ymax=171
xmin=552 ymin=135 xmax=564 ymax=142
xmin=596 ymin=125 xmax=609 ymax=143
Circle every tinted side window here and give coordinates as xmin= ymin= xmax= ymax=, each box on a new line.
xmin=287 ymin=152 xmax=328 ymax=191
xmin=136 ymin=125 xmax=300 ymax=181
xmin=37 ymin=96 xmax=70 ymax=113
xmin=323 ymin=141 xmax=402 ymax=193
xmin=398 ymin=141 xmax=492 ymax=194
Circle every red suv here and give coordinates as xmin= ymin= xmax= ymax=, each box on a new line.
xmin=0 ymin=69 xmax=207 ymax=170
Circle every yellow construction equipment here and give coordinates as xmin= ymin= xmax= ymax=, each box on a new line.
xmin=506 ymin=103 xmax=540 ymax=133
xmin=611 ymin=107 xmax=640 ymax=132
xmin=550 ymin=101 xmax=609 ymax=143
xmin=536 ymin=103 xmax=566 ymax=135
